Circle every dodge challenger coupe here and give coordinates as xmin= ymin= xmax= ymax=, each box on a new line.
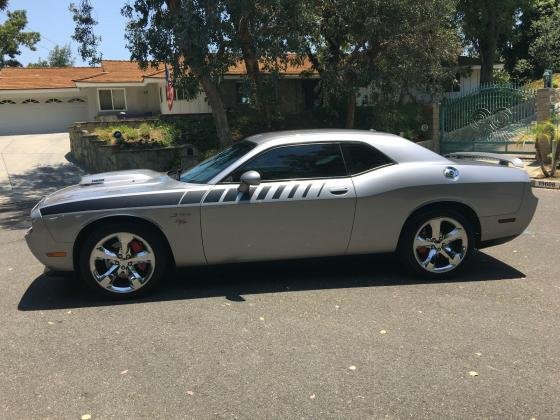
xmin=26 ymin=129 xmax=538 ymax=297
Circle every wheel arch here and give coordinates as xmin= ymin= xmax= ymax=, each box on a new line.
xmin=398 ymin=201 xmax=482 ymax=248
xmin=72 ymin=215 xmax=175 ymax=271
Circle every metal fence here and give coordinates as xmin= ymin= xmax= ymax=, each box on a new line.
xmin=440 ymin=83 xmax=537 ymax=155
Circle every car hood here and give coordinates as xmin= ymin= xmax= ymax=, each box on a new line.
xmin=40 ymin=169 xmax=191 ymax=208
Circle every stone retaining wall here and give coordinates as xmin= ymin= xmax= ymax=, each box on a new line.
xmin=70 ymin=123 xmax=198 ymax=174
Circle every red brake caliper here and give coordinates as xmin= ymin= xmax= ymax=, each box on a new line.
xmin=129 ymin=240 xmax=147 ymax=271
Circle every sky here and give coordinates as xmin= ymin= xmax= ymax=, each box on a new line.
xmin=2 ymin=0 xmax=131 ymax=66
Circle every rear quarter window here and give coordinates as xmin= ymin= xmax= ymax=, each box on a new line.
xmin=341 ymin=142 xmax=393 ymax=175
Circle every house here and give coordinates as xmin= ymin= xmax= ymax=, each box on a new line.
xmin=443 ymin=56 xmax=506 ymax=98
xmin=0 ymin=56 xmax=501 ymax=135
xmin=0 ymin=58 xmax=318 ymax=135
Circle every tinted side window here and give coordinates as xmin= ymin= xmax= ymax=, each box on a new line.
xmin=230 ymin=143 xmax=346 ymax=182
xmin=341 ymin=142 xmax=393 ymax=175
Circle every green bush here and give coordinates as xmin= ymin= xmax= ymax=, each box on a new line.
xmin=91 ymin=102 xmax=428 ymax=155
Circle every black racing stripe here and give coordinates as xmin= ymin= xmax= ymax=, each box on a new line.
xmin=302 ymin=184 xmax=312 ymax=198
xmin=180 ymin=190 xmax=207 ymax=205
xmin=239 ymin=186 xmax=256 ymax=202
xmin=222 ymin=188 xmax=238 ymax=202
xmin=257 ymin=186 xmax=271 ymax=200
xmin=288 ymin=184 xmax=299 ymax=199
xmin=203 ymin=189 xmax=225 ymax=203
xmin=40 ymin=192 xmax=183 ymax=216
xmin=272 ymin=185 xmax=285 ymax=199
xmin=317 ymin=183 xmax=325 ymax=197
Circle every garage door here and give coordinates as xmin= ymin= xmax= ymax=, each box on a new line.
xmin=0 ymin=98 xmax=88 ymax=135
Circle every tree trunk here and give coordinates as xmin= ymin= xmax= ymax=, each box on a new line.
xmin=234 ymin=13 xmax=272 ymax=128
xmin=479 ymin=11 xmax=497 ymax=84
xmin=345 ymin=91 xmax=356 ymax=129
xmin=479 ymin=47 xmax=496 ymax=84
xmin=199 ymin=74 xmax=232 ymax=148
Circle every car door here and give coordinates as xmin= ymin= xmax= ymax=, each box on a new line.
xmin=200 ymin=142 xmax=357 ymax=264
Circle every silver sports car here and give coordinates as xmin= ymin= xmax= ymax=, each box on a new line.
xmin=26 ymin=129 xmax=538 ymax=297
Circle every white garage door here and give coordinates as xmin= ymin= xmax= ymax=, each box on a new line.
xmin=0 ymin=98 xmax=88 ymax=135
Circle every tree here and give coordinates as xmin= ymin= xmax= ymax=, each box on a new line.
xmin=224 ymin=0 xmax=303 ymax=128
xmin=457 ymin=0 xmax=524 ymax=84
xmin=501 ymin=0 xmax=560 ymax=83
xmin=69 ymin=0 xmax=102 ymax=65
xmin=299 ymin=0 xmax=459 ymax=128
xmin=528 ymin=2 xmax=560 ymax=75
xmin=123 ymin=0 xmax=234 ymax=147
xmin=28 ymin=44 xmax=75 ymax=67
xmin=0 ymin=0 xmax=40 ymax=68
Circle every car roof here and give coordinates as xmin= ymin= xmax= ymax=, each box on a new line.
xmin=244 ymin=129 xmax=449 ymax=164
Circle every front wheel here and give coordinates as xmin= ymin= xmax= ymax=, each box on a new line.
xmin=399 ymin=210 xmax=475 ymax=278
xmin=78 ymin=222 xmax=169 ymax=298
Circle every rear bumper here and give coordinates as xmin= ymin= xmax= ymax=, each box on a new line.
xmin=479 ymin=184 xmax=538 ymax=246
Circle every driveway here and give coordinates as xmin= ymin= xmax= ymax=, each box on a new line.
xmin=0 ymin=133 xmax=84 ymax=206
xmin=0 ymin=188 xmax=559 ymax=418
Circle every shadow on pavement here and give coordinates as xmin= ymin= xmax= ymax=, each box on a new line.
xmin=0 ymin=161 xmax=83 ymax=230
xmin=18 ymin=251 xmax=525 ymax=311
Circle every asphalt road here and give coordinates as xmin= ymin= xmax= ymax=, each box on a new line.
xmin=1 ymin=189 xmax=559 ymax=419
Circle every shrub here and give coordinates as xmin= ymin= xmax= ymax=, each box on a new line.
xmin=92 ymin=122 xmax=175 ymax=147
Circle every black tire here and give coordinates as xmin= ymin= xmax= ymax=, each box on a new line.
xmin=78 ymin=221 xmax=170 ymax=298
xmin=398 ymin=209 xmax=475 ymax=279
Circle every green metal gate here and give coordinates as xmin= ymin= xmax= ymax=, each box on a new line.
xmin=440 ymin=83 xmax=536 ymax=155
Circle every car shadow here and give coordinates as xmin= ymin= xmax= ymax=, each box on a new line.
xmin=18 ymin=251 xmax=525 ymax=311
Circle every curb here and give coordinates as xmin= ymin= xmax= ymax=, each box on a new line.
xmin=531 ymin=179 xmax=560 ymax=189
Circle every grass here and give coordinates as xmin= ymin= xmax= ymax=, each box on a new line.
xmin=93 ymin=122 xmax=174 ymax=147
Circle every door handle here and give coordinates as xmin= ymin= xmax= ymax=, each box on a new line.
xmin=328 ymin=187 xmax=349 ymax=195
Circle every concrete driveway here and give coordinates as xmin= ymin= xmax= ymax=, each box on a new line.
xmin=0 ymin=133 xmax=84 ymax=205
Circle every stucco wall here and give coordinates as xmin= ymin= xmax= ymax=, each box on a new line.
xmin=81 ymin=85 xmax=161 ymax=120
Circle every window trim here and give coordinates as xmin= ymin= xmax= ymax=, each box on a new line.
xmin=0 ymin=99 xmax=16 ymax=105
xmin=97 ymin=88 xmax=127 ymax=111
xmin=218 ymin=141 xmax=349 ymax=184
xmin=218 ymin=140 xmax=396 ymax=184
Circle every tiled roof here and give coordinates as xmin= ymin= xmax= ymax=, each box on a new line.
xmin=0 ymin=67 xmax=102 ymax=90
xmin=0 ymin=57 xmax=315 ymax=90
xmin=74 ymin=60 xmax=165 ymax=83
xmin=226 ymin=55 xmax=315 ymax=75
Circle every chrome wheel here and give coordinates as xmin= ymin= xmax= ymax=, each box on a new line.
xmin=413 ymin=217 xmax=468 ymax=273
xmin=89 ymin=232 xmax=156 ymax=294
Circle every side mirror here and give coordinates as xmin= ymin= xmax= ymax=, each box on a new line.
xmin=238 ymin=170 xmax=261 ymax=193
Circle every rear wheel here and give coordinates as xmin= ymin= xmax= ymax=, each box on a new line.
xmin=399 ymin=210 xmax=474 ymax=278
xmin=78 ymin=222 xmax=169 ymax=298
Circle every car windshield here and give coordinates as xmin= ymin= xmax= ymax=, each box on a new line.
xmin=179 ymin=140 xmax=257 ymax=184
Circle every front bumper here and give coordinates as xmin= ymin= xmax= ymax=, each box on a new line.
xmin=25 ymin=203 xmax=74 ymax=271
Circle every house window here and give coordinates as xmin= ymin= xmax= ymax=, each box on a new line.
xmin=68 ymin=98 xmax=86 ymax=103
xmin=0 ymin=100 xmax=16 ymax=105
xmin=236 ymin=82 xmax=251 ymax=104
xmin=175 ymin=87 xmax=188 ymax=101
xmin=45 ymin=98 xmax=63 ymax=103
xmin=22 ymin=98 xmax=40 ymax=104
xmin=98 ymin=89 xmax=126 ymax=111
